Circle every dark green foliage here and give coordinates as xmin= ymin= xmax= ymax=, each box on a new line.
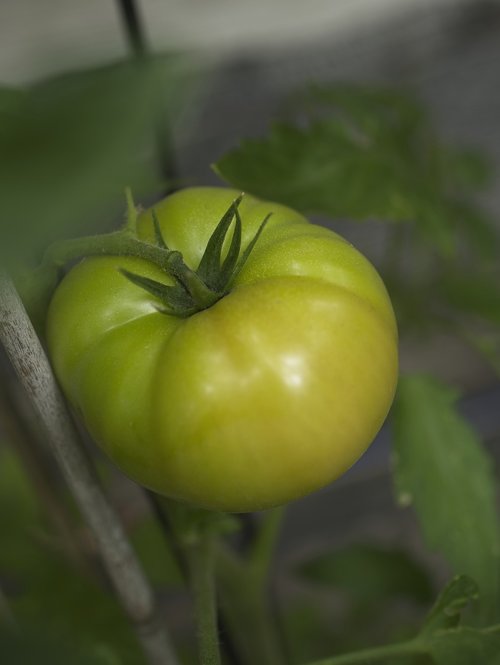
xmin=0 ymin=57 xmax=188 ymax=269
xmin=298 ymin=543 xmax=433 ymax=604
xmin=215 ymin=84 xmax=497 ymax=259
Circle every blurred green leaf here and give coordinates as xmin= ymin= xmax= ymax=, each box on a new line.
xmin=439 ymin=271 xmax=500 ymax=326
xmin=0 ymin=447 xmax=144 ymax=664
xmin=281 ymin=603 xmax=336 ymax=665
xmin=289 ymin=577 xmax=500 ymax=665
xmin=0 ymin=56 xmax=189 ymax=269
xmin=421 ymin=576 xmax=479 ymax=635
xmin=297 ymin=543 xmax=433 ymax=605
xmin=130 ymin=515 xmax=183 ymax=588
xmin=463 ymin=331 xmax=500 ymax=377
xmin=428 ymin=625 xmax=500 ymax=665
xmin=0 ymin=446 xmax=42 ymax=572
xmin=0 ymin=625 xmax=116 ymax=665
xmin=392 ymin=375 xmax=500 ymax=622
xmin=418 ymin=577 xmax=500 ymax=665
xmin=215 ymin=84 xmax=497 ymax=259
xmin=451 ymin=203 xmax=499 ymax=259
xmin=440 ymin=149 xmax=493 ymax=192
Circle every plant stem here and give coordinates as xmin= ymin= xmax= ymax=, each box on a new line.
xmin=44 ymin=230 xmax=220 ymax=309
xmin=0 ymin=274 xmax=179 ymax=665
xmin=159 ymin=500 xmax=224 ymax=665
xmin=185 ymin=530 xmax=222 ymax=665
xmin=116 ymin=0 xmax=177 ymax=189
xmin=40 ymin=230 xmax=168 ymax=270
xmin=0 ymin=374 xmax=96 ymax=578
xmin=217 ymin=537 xmax=287 ymax=665
xmin=250 ymin=508 xmax=285 ymax=581
xmin=20 ymin=228 xmax=220 ymax=326
xmin=306 ymin=638 xmax=425 ymax=665
xmin=117 ymin=0 xmax=147 ymax=57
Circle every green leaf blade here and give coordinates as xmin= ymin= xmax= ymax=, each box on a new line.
xmin=297 ymin=543 xmax=434 ymax=605
xmin=0 ymin=448 xmax=143 ymax=664
xmin=215 ymin=84 xmax=496 ymax=260
xmin=393 ymin=375 xmax=500 ymax=622
xmin=0 ymin=56 xmax=190 ymax=270
xmin=421 ymin=575 xmax=479 ymax=635
xmin=440 ymin=272 xmax=500 ymax=326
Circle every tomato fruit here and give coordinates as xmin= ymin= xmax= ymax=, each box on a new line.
xmin=46 ymin=187 xmax=398 ymax=512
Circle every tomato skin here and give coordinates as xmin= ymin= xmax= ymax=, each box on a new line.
xmin=46 ymin=187 xmax=398 ymax=512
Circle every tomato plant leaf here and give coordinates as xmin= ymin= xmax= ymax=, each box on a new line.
xmin=129 ymin=515 xmax=183 ymax=588
xmin=427 ymin=625 xmax=500 ymax=665
xmin=419 ymin=578 xmax=500 ymax=665
xmin=439 ymin=271 xmax=500 ymax=326
xmin=293 ymin=576 xmax=500 ymax=665
xmin=406 ymin=577 xmax=500 ymax=665
xmin=297 ymin=543 xmax=433 ymax=605
xmin=0 ymin=56 xmax=189 ymax=270
xmin=0 ymin=448 xmax=143 ymax=664
xmin=451 ymin=203 xmax=499 ymax=259
xmin=421 ymin=576 xmax=479 ymax=635
xmin=214 ymin=83 xmax=497 ymax=260
xmin=463 ymin=331 xmax=500 ymax=377
xmin=392 ymin=375 xmax=500 ymax=622
xmin=0 ymin=626 xmax=115 ymax=665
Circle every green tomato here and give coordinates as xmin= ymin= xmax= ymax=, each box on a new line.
xmin=46 ymin=187 xmax=398 ymax=512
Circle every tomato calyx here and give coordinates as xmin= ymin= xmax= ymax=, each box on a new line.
xmin=121 ymin=194 xmax=272 ymax=317
xmin=26 ymin=191 xmax=271 ymax=323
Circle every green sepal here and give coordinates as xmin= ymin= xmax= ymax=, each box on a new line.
xmin=119 ymin=268 xmax=194 ymax=316
xmin=152 ymin=209 xmax=168 ymax=250
xmin=230 ymin=213 xmax=272 ymax=285
xmin=196 ymin=194 xmax=244 ymax=290
xmin=119 ymin=192 xmax=271 ymax=317
xmin=217 ymin=205 xmax=242 ymax=291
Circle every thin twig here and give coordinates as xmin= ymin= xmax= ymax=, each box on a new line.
xmin=116 ymin=0 xmax=147 ymax=57
xmin=115 ymin=0 xmax=178 ymax=189
xmin=0 ymin=274 xmax=179 ymax=665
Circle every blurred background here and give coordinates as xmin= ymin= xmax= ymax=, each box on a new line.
xmin=1 ymin=1 xmax=500 ymax=663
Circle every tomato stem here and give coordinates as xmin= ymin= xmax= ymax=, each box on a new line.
xmin=216 ymin=545 xmax=287 ymax=665
xmin=214 ymin=511 xmax=287 ymax=665
xmin=40 ymin=230 xmax=170 ymax=271
xmin=185 ymin=530 xmax=222 ymax=665
xmin=37 ymin=229 xmax=220 ymax=312
xmin=160 ymin=500 xmax=224 ymax=665
xmin=305 ymin=638 xmax=426 ymax=665
xmin=28 ymin=191 xmax=271 ymax=320
xmin=248 ymin=507 xmax=284 ymax=582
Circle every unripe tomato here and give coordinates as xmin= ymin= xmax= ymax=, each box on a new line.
xmin=46 ymin=187 xmax=398 ymax=512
